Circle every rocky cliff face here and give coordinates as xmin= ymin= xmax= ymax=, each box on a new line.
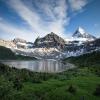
xmin=63 ymin=38 xmax=100 ymax=58
xmin=13 ymin=38 xmax=26 ymax=44
xmin=0 ymin=27 xmax=99 ymax=59
xmin=0 ymin=39 xmax=16 ymax=48
xmin=13 ymin=38 xmax=33 ymax=49
xmin=34 ymin=32 xmax=65 ymax=50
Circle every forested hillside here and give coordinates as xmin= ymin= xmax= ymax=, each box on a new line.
xmin=0 ymin=46 xmax=36 ymax=60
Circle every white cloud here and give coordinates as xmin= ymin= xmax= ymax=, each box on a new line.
xmin=69 ymin=0 xmax=88 ymax=11
xmin=7 ymin=0 xmax=69 ymax=38
xmin=0 ymin=21 xmax=35 ymax=41
xmin=0 ymin=0 xmax=89 ymax=41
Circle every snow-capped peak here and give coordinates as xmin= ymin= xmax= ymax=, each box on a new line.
xmin=72 ymin=26 xmax=88 ymax=38
xmin=77 ymin=26 xmax=85 ymax=35
xmin=72 ymin=26 xmax=96 ymax=40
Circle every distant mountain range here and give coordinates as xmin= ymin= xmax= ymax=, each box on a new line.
xmin=0 ymin=27 xmax=100 ymax=59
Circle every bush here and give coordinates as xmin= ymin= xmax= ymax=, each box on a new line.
xmin=67 ymin=85 xmax=77 ymax=94
xmin=13 ymin=77 xmax=23 ymax=90
xmin=93 ymin=84 xmax=100 ymax=96
xmin=0 ymin=76 xmax=13 ymax=100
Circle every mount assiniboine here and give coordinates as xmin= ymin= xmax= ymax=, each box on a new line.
xmin=0 ymin=27 xmax=100 ymax=59
xmin=72 ymin=27 xmax=96 ymax=39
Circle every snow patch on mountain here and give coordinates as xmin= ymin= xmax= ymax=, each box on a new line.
xmin=0 ymin=27 xmax=99 ymax=59
xmin=65 ymin=27 xmax=96 ymax=45
xmin=0 ymin=39 xmax=16 ymax=48
xmin=12 ymin=47 xmax=61 ymax=59
xmin=72 ymin=26 xmax=96 ymax=40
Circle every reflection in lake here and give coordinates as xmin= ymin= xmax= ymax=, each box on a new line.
xmin=1 ymin=60 xmax=75 ymax=73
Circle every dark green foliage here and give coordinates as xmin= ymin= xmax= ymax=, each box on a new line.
xmin=13 ymin=77 xmax=23 ymax=90
xmin=0 ymin=46 xmax=36 ymax=60
xmin=93 ymin=84 xmax=100 ymax=96
xmin=63 ymin=51 xmax=100 ymax=67
xmin=0 ymin=50 xmax=100 ymax=99
xmin=67 ymin=85 xmax=77 ymax=94
xmin=0 ymin=62 xmax=100 ymax=100
xmin=0 ymin=63 xmax=56 ymax=84
xmin=0 ymin=76 xmax=13 ymax=100
xmin=0 ymin=46 xmax=16 ymax=60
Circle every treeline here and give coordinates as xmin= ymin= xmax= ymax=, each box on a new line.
xmin=0 ymin=62 xmax=100 ymax=99
xmin=0 ymin=48 xmax=100 ymax=99
xmin=0 ymin=46 xmax=36 ymax=60
xmin=63 ymin=51 xmax=100 ymax=67
xmin=0 ymin=63 xmax=57 ymax=100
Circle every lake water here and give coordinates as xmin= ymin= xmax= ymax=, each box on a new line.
xmin=0 ymin=60 xmax=75 ymax=73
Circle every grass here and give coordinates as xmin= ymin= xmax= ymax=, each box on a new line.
xmin=19 ymin=76 xmax=100 ymax=100
xmin=0 ymin=50 xmax=100 ymax=100
xmin=63 ymin=51 xmax=100 ymax=68
xmin=0 ymin=62 xmax=100 ymax=100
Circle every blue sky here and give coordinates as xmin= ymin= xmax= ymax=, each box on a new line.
xmin=0 ymin=0 xmax=100 ymax=42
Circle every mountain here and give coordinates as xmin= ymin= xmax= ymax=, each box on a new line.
xmin=0 ymin=39 xmax=16 ymax=48
xmin=63 ymin=50 xmax=100 ymax=67
xmin=14 ymin=32 xmax=99 ymax=59
xmin=34 ymin=32 xmax=65 ymax=49
xmin=13 ymin=38 xmax=33 ymax=49
xmin=0 ymin=46 xmax=36 ymax=60
xmin=0 ymin=38 xmax=33 ymax=49
xmin=63 ymin=37 xmax=100 ymax=58
xmin=72 ymin=27 xmax=96 ymax=41
xmin=31 ymin=32 xmax=66 ymax=58
xmin=13 ymin=38 xmax=27 ymax=43
xmin=0 ymin=27 xmax=100 ymax=59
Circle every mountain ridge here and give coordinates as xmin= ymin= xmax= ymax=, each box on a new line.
xmin=34 ymin=32 xmax=65 ymax=49
xmin=72 ymin=27 xmax=96 ymax=40
xmin=0 ymin=27 xmax=99 ymax=59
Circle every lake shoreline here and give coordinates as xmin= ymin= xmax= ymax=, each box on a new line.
xmin=0 ymin=59 xmax=76 ymax=73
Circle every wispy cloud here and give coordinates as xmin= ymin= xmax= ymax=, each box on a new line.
xmin=7 ymin=0 xmax=69 ymax=38
xmin=69 ymin=0 xmax=88 ymax=11
xmin=0 ymin=21 xmax=35 ymax=41
xmin=0 ymin=0 xmax=89 ymax=41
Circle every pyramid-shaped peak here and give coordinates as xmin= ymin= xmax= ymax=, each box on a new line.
xmin=48 ymin=32 xmax=56 ymax=35
xmin=72 ymin=26 xmax=96 ymax=40
xmin=77 ymin=26 xmax=85 ymax=34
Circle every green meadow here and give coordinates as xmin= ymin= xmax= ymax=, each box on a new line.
xmin=0 ymin=48 xmax=100 ymax=100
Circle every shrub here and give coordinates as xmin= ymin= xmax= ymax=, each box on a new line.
xmin=0 ymin=76 xmax=13 ymax=100
xmin=93 ymin=84 xmax=100 ymax=96
xmin=13 ymin=77 xmax=23 ymax=90
xmin=67 ymin=85 xmax=77 ymax=94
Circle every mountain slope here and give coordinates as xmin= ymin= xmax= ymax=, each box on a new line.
xmin=0 ymin=39 xmax=16 ymax=48
xmin=0 ymin=28 xmax=99 ymax=59
xmin=72 ymin=27 xmax=96 ymax=41
xmin=63 ymin=51 xmax=100 ymax=67
xmin=34 ymin=32 xmax=65 ymax=49
xmin=0 ymin=46 xmax=36 ymax=60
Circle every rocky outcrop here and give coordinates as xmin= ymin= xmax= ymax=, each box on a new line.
xmin=13 ymin=38 xmax=27 ymax=44
xmin=34 ymin=32 xmax=66 ymax=50
xmin=0 ymin=39 xmax=16 ymax=48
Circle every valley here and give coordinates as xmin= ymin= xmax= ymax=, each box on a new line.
xmin=0 ymin=27 xmax=100 ymax=100
xmin=0 ymin=0 xmax=100 ymax=99
xmin=0 ymin=27 xmax=100 ymax=59
xmin=0 ymin=50 xmax=100 ymax=100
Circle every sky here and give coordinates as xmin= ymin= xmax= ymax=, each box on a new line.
xmin=0 ymin=0 xmax=100 ymax=42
